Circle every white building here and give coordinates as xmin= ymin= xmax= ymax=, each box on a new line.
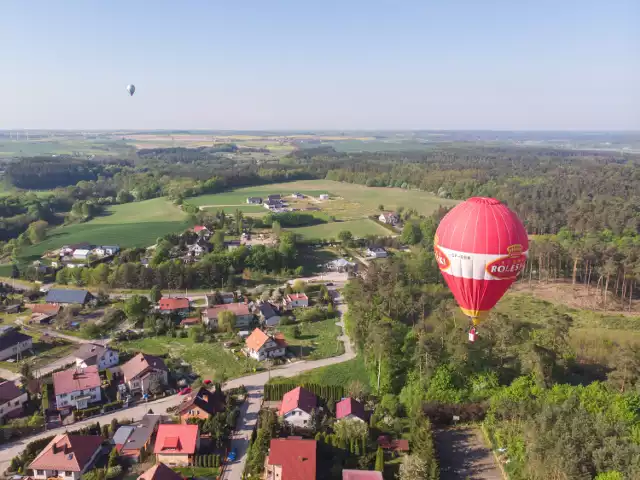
xmin=366 ymin=247 xmax=388 ymax=258
xmin=0 ymin=327 xmax=33 ymax=361
xmin=53 ymin=366 xmax=102 ymax=410
xmin=29 ymin=434 xmax=103 ymax=480
xmin=73 ymin=343 xmax=119 ymax=371
xmin=378 ymin=212 xmax=399 ymax=225
xmin=0 ymin=381 xmax=28 ymax=420
xmin=278 ymin=386 xmax=318 ymax=428
xmin=245 ymin=328 xmax=287 ymax=361
xmin=72 ymin=249 xmax=90 ymax=260
xmin=319 ymin=194 xmax=329 ymax=200
xmin=284 ymin=293 xmax=309 ymax=310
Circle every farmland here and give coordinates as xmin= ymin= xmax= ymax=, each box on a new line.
xmin=18 ymin=198 xmax=189 ymax=263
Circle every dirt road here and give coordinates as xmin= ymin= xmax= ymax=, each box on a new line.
xmin=435 ymin=427 xmax=503 ymax=480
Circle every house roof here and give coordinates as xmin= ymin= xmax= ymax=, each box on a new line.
xmin=112 ymin=426 xmax=135 ymax=445
xmin=267 ymin=438 xmax=316 ymax=480
xmin=74 ymin=343 xmax=109 ymax=361
xmin=342 ymin=470 xmax=383 ymax=480
xmin=377 ymin=436 xmax=409 ymax=452
xmin=193 ymin=225 xmax=209 ymax=233
xmin=0 ymin=329 xmax=31 ymax=351
xmin=45 ymin=289 xmax=91 ymax=304
xmin=279 ymin=387 xmax=317 ymax=416
xmin=287 ymin=293 xmax=308 ymax=301
xmin=180 ymin=317 xmax=200 ymax=326
xmin=0 ymin=381 xmax=23 ymax=403
xmin=153 ymin=424 xmax=199 ymax=455
xmin=245 ymin=328 xmax=271 ymax=352
xmin=27 ymin=304 xmax=61 ymax=316
xmin=73 ymin=249 xmax=91 ymax=256
xmin=336 ymin=397 xmax=366 ymax=421
xmin=138 ymin=462 xmax=183 ymax=480
xmin=119 ymin=414 xmax=162 ymax=452
xmin=177 ymin=387 xmax=226 ymax=416
xmin=29 ymin=434 xmax=103 ymax=472
xmin=159 ymin=298 xmax=190 ymax=311
xmin=53 ymin=366 xmax=101 ymax=396
xmin=121 ymin=353 xmax=168 ymax=382
xmin=204 ymin=303 xmax=250 ymax=318
xmin=258 ymin=302 xmax=278 ymax=319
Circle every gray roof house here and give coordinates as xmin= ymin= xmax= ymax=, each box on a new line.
xmin=45 ymin=289 xmax=94 ymax=305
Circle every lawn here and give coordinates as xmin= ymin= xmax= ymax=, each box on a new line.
xmin=287 ymin=218 xmax=390 ymax=240
xmin=188 ymin=189 xmax=330 ymax=207
xmin=172 ymin=467 xmax=219 ymax=479
xmin=268 ymin=356 xmax=370 ymax=388
xmin=18 ymin=198 xmax=189 ymax=263
xmin=113 ymin=336 xmax=259 ymax=381
xmin=200 ymin=204 xmax=267 ymax=214
xmin=278 ymin=317 xmax=344 ymax=360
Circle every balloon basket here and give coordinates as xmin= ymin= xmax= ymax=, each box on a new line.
xmin=468 ymin=327 xmax=477 ymax=343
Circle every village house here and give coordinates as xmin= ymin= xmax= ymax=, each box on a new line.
xmin=154 ymin=424 xmax=200 ymax=466
xmin=72 ymin=249 xmax=91 ymax=260
xmin=0 ymin=327 xmax=32 ymax=361
xmin=257 ymin=302 xmax=281 ymax=327
xmin=61 ymin=242 xmax=92 ymax=256
xmin=45 ymin=289 xmax=94 ymax=306
xmin=73 ymin=343 xmax=119 ymax=371
xmin=366 ymin=247 xmax=388 ymax=258
xmin=284 ymin=293 xmax=309 ymax=310
xmin=265 ymin=437 xmax=317 ymax=480
xmin=137 ymin=462 xmax=183 ymax=480
xmin=93 ymin=245 xmax=120 ymax=256
xmin=158 ymin=297 xmax=190 ymax=316
xmin=279 ymin=387 xmax=317 ymax=428
xmin=202 ymin=303 xmax=254 ymax=329
xmin=186 ymin=239 xmax=211 ymax=258
xmin=268 ymin=194 xmax=281 ymax=201
xmin=326 ymin=258 xmax=356 ymax=273
xmin=0 ymin=380 xmax=28 ymax=420
xmin=205 ymin=292 xmax=236 ymax=305
xmin=377 ymin=435 xmax=410 ymax=453
xmin=378 ymin=211 xmax=399 ymax=226
xmin=343 ymin=471 xmax=383 ymax=480
xmin=319 ymin=194 xmax=329 ymax=200
xmin=27 ymin=303 xmax=61 ymax=324
xmin=177 ymin=386 xmax=226 ymax=423
xmin=246 ymin=197 xmax=263 ymax=204
xmin=180 ymin=317 xmax=200 ymax=328
xmin=192 ymin=225 xmax=210 ymax=235
xmin=121 ymin=353 xmax=169 ymax=394
xmin=28 ymin=434 xmax=104 ymax=480
xmin=53 ymin=366 xmax=101 ymax=410
xmin=244 ymin=328 xmax=287 ymax=361
xmin=336 ymin=397 xmax=366 ymax=422
xmin=113 ymin=414 xmax=162 ymax=462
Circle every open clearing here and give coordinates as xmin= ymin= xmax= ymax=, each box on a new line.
xmin=267 ymin=356 xmax=369 ymax=388
xmin=18 ymin=198 xmax=188 ymax=263
xmin=287 ymin=218 xmax=390 ymax=239
xmin=278 ymin=318 xmax=344 ymax=360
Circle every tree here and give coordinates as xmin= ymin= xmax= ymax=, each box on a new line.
xmin=123 ymin=295 xmax=151 ymax=321
xmin=338 ymin=230 xmax=354 ymax=245
xmin=347 ymin=380 xmax=366 ymax=399
xmin=292 ymin=325 xmax=302 ymax=339
xmin=375 ymin=446 xmax=385 ymax=472
xmin=378 ymin=204 xmax=385 ymax=212
xmin=398 ymin=455 xmax=430 ymax=480
xmin=150 ymin=285 xmax=162 ymax=303
xmin=401 ymin=222 xmax=422 ymax=245
xmin=148 ymin=375 xmax=163 ymax=395
xmin=218 ymin=311 xmax=236 ymax=332
xmin=27 ymin=220 xmax=48 ymax=244
xmin=292 ymin=279 xmax=306 ymax=293
xmin=108 ymin=447 xmax=119 ymax=468
xmin=20 ymin=361 xmax=33 ymax=381
xmin=212 ymin=230 xmax=225 ymax=251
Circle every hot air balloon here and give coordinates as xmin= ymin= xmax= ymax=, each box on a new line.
xmin=126 ymin=84 xmax=136 ymax=96
xmin=433 ymin=197 xmax=528 ymax=340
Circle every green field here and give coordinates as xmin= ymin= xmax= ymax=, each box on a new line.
xmin=18 ymin=198 xmax=188 ymax=263
xmin=287 ymin=218 xmax=390 ymax=239
xmin=113 ymin=336 xmax=258 ymax=381
xmin=188 ymin=189 xmax=330 ymax=207
xmin=200 ymin=204 xmax=267 ymax=214
xmin=0 ymin=138 xmax=134 ymax=158
xmin=278 ymin=317 xmax=344 ymax=359
xmin=269 ymin=356 xmax=369 ymax=388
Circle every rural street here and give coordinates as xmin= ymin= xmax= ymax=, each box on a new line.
xmin=0 ymin=282 xmax=355 ymax=479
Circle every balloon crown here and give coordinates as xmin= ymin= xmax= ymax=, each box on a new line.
xmin=507 ymin=244 xmax=523 ymax=257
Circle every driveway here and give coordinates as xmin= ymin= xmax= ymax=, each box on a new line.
xmin=436 ymin=427 xmax=503 ymax=480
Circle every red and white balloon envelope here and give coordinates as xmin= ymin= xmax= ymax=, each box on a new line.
xmin=434 ymin=197 xmax=528 ymax=342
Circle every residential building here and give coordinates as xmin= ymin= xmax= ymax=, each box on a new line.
xmin=343 ymin=470 xmax=383 ymax=480
xmin=72 ymin=249 xmax=91 ymax=260
xmin=114 ymin=414 xmax=163 ymax=462
xmin=279 ymin=387 xmax=317 ymax=428
xmin=192 ymin=225 xmax=209 ymax=235
xmin=0 ymin=380 xmax=28 ymax=420
xmin=205 ymin=292 xmax=236 ymax=305
xmin=137 ymin=462 xmax=183 ymax=480
xmin=326 ymin=258 xmax=356 ymax=272
xmin=268 ymin=194 xmax=281 ymax=201
xmin=53 ymin=366 xmax=102 ymax=409
xmin=27 ymin=303 xmax=61 ymax=324
xmin=336 ymin=398 xmax=366 ymax=422
xmin=246 ymin=197 xmax=263 ymax=204
xmin=61 ymin=243 xmax=92 ymax=256
xmin=45 ymin=289 xmax=94 ymax=305
xmin=177 ymin=386 xmax=226 ymax=423
xmin=180 ymin=317 xmax=200 ymax=328
xmin=257 ymin=302 xmax=281 ymax=327
xmin=121 ymin=353 xmax=169 ymax=394
xmin=0 ymin=327 xmax=33 ymax=361
xmin=73 ymin=343 xmax=119 ymax=371
xmin=378 ymin=212 xmax=399 ymax=225
xmin=186 ymin=240 xmax=211 ymax=258
xmin=154 ymin=424 xmax=200 ymax=466
xmin=366 ymin=247 xmax=388 ymax=258
xmin=244 ymin=328 xmax=287 ymax=361
xmin=377 ymin=436 xmax=410 ymax=453
xmin=94 ymin=245 xmax=120 ymax=256
xmin=265 ymin=438 xmax=317 ymax=480
xmin=28 ymin=434 xmax=103 ymax=480
xmin=319 ymin=194 xmax=329 ymax=200
xmin=202 ymin=303 xmax=253 ymax=329
xmin=284 ymin=293 xmax=309 ymax=310
xmin=158 ymin=297 xmax=190 ymax=316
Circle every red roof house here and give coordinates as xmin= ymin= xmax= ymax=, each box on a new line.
xmin=180 ymin=317 xmax=200 ymax=327
xmin=192 ymin=225 xmax=209 ymax=234
xmin=154 ymin=424 xmax=200 ymax=466
xmin=29 ymin=434 xmax=103 ymax=477
xmin=336 ymin=397 xmax=366 ymax=422
xmin=266 ymin=438 xmax=317 ymax=480
xmin=53 ymin=366 xmax=101 ymax=409
xmin=279 ymin=386 xmax=317 ymax=416
xmin=158 ymin=297 xmax=190 ymax=313
xmin=342 ymin=471 xmax=383 ymax=480
xmin=284 ymin=293 xmax=309 ymax=309
xmin=377 ymin=435 xmax=410 ymax=452
xmin=137 ymin=462 xmax=183 ymax=480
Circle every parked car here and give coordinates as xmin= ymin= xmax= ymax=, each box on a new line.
xmin=227 ymin=448 xmax=237 ymax=462
xmin=179 ymin=387 xmax=192 ymax=395
xmin=325 ymin=282 xmax=334 ymax=286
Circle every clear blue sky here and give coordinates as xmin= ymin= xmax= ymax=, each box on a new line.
xmin=1 ymin=0 xmax=638 ymax=130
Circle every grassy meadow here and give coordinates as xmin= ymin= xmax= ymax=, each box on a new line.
xmin=287 ymin=218 xmax=390 ymax=239
xmin=268 ymin=356 xmax=370 ymax=388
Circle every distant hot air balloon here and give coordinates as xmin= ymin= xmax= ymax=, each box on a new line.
xmin=126 ymin=84 xmax=136 ymax=96
xmin=434 ymin=197 xmax=528 ymax=339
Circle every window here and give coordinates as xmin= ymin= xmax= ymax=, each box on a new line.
xmin=65 ymin=471 xmax=72 ymax=476
xmin=37 ymin=470 xmax=45 ymax=475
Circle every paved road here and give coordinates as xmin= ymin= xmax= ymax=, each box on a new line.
xmin=435 ymin=427 xmax=503 ymax=480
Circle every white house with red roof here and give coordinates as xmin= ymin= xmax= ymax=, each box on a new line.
xmin=265 ymin=437 xmax=316 ymax=480
xmin=0 ymin=380 xmax=28 ymax=420
xmin=53 ymin=366 xmax=101 ymax=410
xmin=202 ymin=303 xmax=254 ymax=329
xmin=158 ymin=297 xmax=190 ymax=316
xmin=336 ymin=397 xmax=366 ymax=422
xmin=244 ymin=328 xmax=287 ymax=361
xmin=284 ymin=293 xmax=309 ymax=310
xmin=279 ymin=386 xmax=317 ymax=428
xmin=28 ymin=434 xmax=103 ymax=480
xmin=154 ymin=424 xmax=200 ymax=466
xmin=121 ymin=353 xmax=168 ymax=394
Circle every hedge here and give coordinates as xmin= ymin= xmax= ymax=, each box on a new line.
xmin=263 ymin=383 xmax=345 ymax=403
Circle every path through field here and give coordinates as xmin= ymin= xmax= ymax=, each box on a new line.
xmin=435 ymin=426 xmax=503 ymax=480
